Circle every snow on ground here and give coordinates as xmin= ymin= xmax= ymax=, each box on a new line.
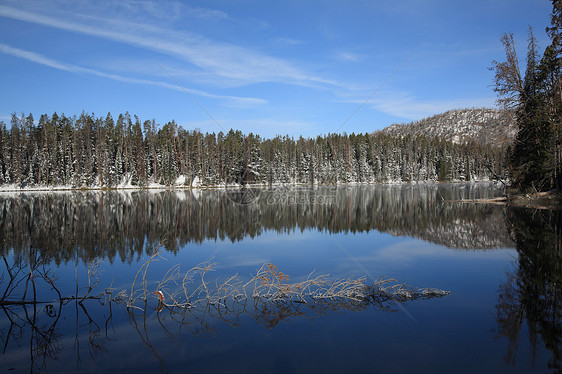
xmin=191 ymin=176 xmax=201 ymax=188
xmin=0 ymin=177 xmax=496 ymax=194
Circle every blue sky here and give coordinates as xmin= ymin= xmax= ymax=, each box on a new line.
xmin=0 ymin=0 xmax=553 ymax=138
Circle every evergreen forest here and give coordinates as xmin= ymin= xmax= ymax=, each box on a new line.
xmin=0 ymin=111 xmax=506 ymax=189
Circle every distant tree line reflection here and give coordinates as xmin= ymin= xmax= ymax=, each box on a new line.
xmin=0 ymin=184 xmax=513 ymax=264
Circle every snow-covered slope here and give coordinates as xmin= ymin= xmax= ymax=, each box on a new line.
xmin=379 ymin=108 xmax=516 ymax=146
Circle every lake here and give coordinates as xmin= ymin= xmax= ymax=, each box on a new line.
xmin=0 ymin=184 xmax=560 ymax=373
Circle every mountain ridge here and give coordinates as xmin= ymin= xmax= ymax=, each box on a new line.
xmin=378 ymin=108 xmax=517 ymax=146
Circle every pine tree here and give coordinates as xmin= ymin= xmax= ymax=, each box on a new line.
xmin=0 ymin=121 xmax=7 ymax=184
xmin=491 ymin=22 xmax=562 ymax=191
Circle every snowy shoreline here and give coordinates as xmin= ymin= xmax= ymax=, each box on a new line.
xmin=0 ymin=177 xmax=498 ymax=193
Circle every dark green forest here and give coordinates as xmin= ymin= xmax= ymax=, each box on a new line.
xmin=491 ymin=0 xmax=562 ymax=192
xmin=0 ymin=111 xmax=506 ymax=189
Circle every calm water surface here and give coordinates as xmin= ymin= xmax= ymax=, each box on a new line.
xmin=0 ymin=184 xmax=560 ymax=373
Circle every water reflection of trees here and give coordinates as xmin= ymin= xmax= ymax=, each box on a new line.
xmin=0 ymin=252 xmax=114 ymax=372
xmin=0 ymin=184 xmax=513 ymax=263
xmin=496 ymin=207 xmax=562 ymax=372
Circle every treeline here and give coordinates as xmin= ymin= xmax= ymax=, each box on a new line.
xmin=0 ymin=112 xmax=507 ymax=188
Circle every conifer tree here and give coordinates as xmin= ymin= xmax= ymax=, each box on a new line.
xmin=492 ymin=9 xmax=562 ymax=192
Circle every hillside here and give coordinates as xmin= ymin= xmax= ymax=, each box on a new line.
xmin=379 ymin=108 xmax=517 ymax=146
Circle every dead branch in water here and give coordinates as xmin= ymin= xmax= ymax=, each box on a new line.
xmin=0 ymin=250 xmax=449 ymax=341
xmin=121 ymin=257 xmax=450 ymax=332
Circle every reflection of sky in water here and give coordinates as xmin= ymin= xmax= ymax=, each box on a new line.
xmin=55 ymin=228 xmax=520 ymax=373
xmin=170 ymin=228 xmax=516 ymax=284
xmin=45 ymin=234 xmax=516 ymax=372
xmin=1 ymin=186 xmax=557 ymax=373
xmin=2 ymin=227 xmax=525 ymax=373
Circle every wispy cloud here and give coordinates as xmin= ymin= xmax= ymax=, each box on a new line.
xmin=184 ymin=5 xmax=230 ymax=21
xmin=275 ymin=37 xmax=308 ymax=46
xmin=0 ymin=2 xmax=337 ymax=88
xmin=0 ymin=43 xmax=267 ymax=106
xmin=370 ymin=92 xmax=496 ymax=120
xmin=335 ymin=51 xmax=362 ymax=62
xmin=340 ymin=89 xmax=496 ymax=121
